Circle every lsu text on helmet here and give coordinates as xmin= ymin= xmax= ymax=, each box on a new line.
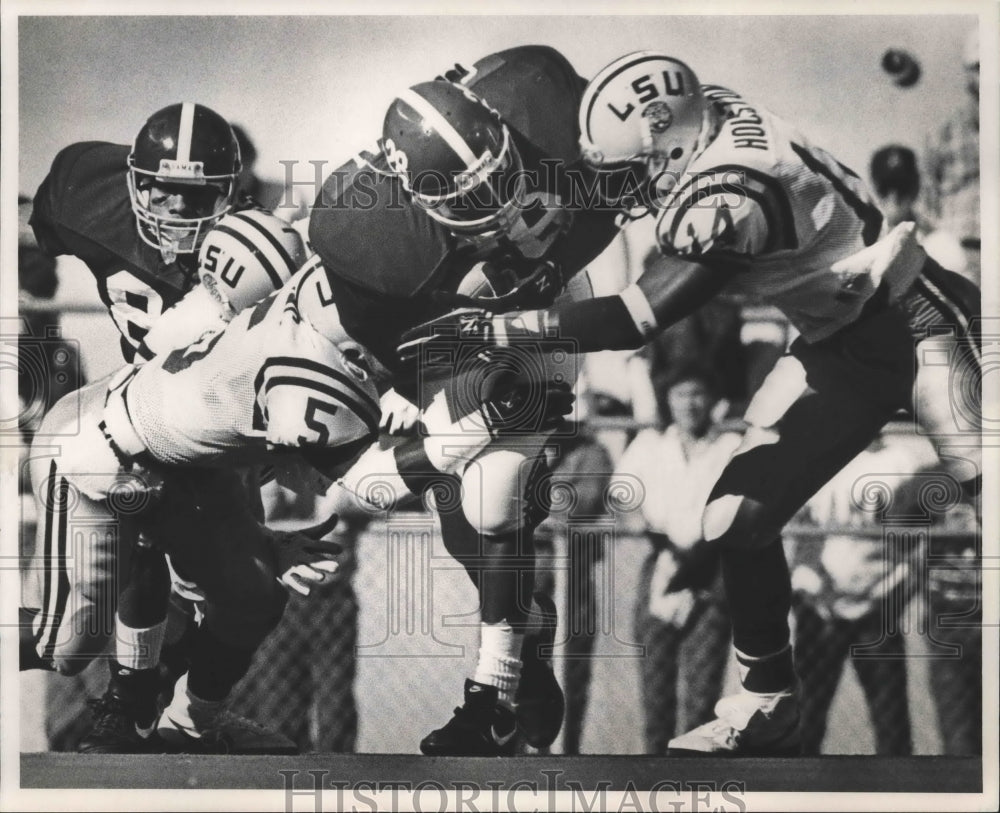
xmin=380 ymin=80 xmax=527 ymax=237
xmin=127 ymin=102 xmax=242 ymax=258
xmin=579 ymin=52 xmax=714 ymax=209
xmin=198 ymin=209 xmax=308 ymax=318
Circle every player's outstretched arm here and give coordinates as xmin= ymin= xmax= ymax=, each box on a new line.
xmin=397 ymin=257 xmax=738 ymax=361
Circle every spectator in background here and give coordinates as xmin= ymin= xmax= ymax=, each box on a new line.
xmin=925 ymin=499 xmax=981 ymax=756
xmin=787 ymin=432 xmax=934 ymax=755
xmin=871 ymin=135 xmax=983 ymax=754
xmin=922 ymin=454 xmax=982 ymax=756
xmin=923 ymin=27 xmax=980 ymax=286
xmin=534 ymin=418 xmax=614 ymax=755
xmin=615 ymin=364 xmax=739 ymax=754
xmin=869 ymin=145 xmax=967 ymax=275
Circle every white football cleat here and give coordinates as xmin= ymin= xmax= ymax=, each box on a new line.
xmin=668 ymin=689 xmax=802 ymax=756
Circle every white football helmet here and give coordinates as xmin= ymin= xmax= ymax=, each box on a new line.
xmin=198 ymin=209 xmax=308 ymax=318
xmin=579 ymin=52 xmax=714 ymax=207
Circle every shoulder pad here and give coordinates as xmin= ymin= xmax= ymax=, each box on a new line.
xmin=309 ymin=163 xmax=451 ymax=299
xmin=465 ymin=47 xmax=586 ymax=165
xmin=31 ymin=142 xmax=134 ymax=256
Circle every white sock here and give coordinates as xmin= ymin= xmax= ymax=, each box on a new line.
xmin=160 ymin=672 xmax=222 ymax=737
xmin=472 ymin=621 xmax=523 ymax=707
xmin=114 ymin=616 xmax=166 ymax=671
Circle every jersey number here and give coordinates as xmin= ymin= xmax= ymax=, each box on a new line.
xmin=299 ymin=397 xmax=340 ymax=446
xmin=106 ymin=270 xmax=165 ymax=349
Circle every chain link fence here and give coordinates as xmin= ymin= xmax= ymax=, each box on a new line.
xmin=20 ymin=455 xmax=981 ymax=755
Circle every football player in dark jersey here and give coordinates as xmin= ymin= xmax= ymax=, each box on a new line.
xmin=307 ymin=45 xmax=622 ymax=755
xmin=19 ymin=103 xmax=296 ymax=755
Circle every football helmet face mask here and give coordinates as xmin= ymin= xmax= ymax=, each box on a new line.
xmin=127 ymin=102 xmax=241 ymax=260
xmin=579 ymin=52 xmax=714 ymax=212
xmin=380 ymin=81 xmax=528 ymax=238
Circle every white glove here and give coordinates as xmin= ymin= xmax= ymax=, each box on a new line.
xmin=270 ymin=513 xmax=342 ymax=596
xmin=379 ymin=388 xmax=420 ymax=435
xmin=649 ymin=588 xmax=696 ymax=628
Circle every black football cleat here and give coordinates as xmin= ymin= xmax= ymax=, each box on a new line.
xmin=419 ymin=679 xmax=518 ymax=756
xmin=78 ymin=690 xmax=162 ymax=754
xmin=515 ymin=592 xmax=565 ymax=749
xmin=156 ymin=708 xmax=298 ymax=755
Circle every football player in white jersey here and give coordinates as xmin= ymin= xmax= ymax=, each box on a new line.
xmin=398 ymin=52 xmax=983 ymax=755
xmin=24 ymin=207 xmax=567 ymax=753
xmin=22 ymin=209 xmax=314 ymax=753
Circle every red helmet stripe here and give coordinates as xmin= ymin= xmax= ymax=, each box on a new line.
xmin=398 ymin=88 xmax=478 ymax=170
xmin=176 ymin=101 xmax=195 ymax=163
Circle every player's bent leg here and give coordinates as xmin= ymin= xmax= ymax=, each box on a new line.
xmin=21 ymin=465 xmax=118 ymax=676
xmin=154 ymin=472 xmax=295 ymax=754
xmin=904 ymin=260 xmax=982 ymax=499
xmin=672 ymin=347 xmax=903 ymax=756
xmin=22 ymin=380 xmax=141 ymax=677
xmin=78 ymin=531 xmax=173 ymax=754
xmin=421 ymin=438 xmax=563 ymax=755
xmin=22 ymin=381 xmax=172 ymax=752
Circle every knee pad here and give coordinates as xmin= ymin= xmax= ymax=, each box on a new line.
xmin=703 ymin=494 xmax=780 ymax=551
xmin=461 ymin=447 xmax=543 ymax=536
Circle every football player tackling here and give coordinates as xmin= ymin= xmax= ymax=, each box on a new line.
xmin=399 ymin=52 xmax=983 ymax=756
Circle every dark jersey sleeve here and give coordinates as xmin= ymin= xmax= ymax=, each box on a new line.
xmin=309 ymin=151 xmax=459 ymax=369
xmin=30 ymin=142 xmax=137 ymax=262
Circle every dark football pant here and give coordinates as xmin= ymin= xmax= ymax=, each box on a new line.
xmin=703 ymin=260 xmax=981 ymax=663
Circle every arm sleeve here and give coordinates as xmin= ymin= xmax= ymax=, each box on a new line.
xmin=29 ymin=170 xmax=70 ymax=258
xmin=536 ymin=259 xmax=736 ymax=353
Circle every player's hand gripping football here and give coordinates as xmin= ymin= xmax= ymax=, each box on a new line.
xmin=269 ymin=512 xmax=343 ymax=596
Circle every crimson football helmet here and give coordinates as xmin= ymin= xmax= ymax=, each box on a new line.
xmin=127 ymin=102 xmax=241 ymax=258
xmin=380 ymin=80 xmax=528 ymax=237
xmin=579 ymin=52 xmax=715 ymax=209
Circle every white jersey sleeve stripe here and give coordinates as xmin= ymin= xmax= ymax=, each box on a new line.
xmin=262 ymin=374 xmax=380 ymax=436
xmin=256 ymin=356 xmax=381 ymax=432
xmin=663 ymin=164 xmax=799 ymax=256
